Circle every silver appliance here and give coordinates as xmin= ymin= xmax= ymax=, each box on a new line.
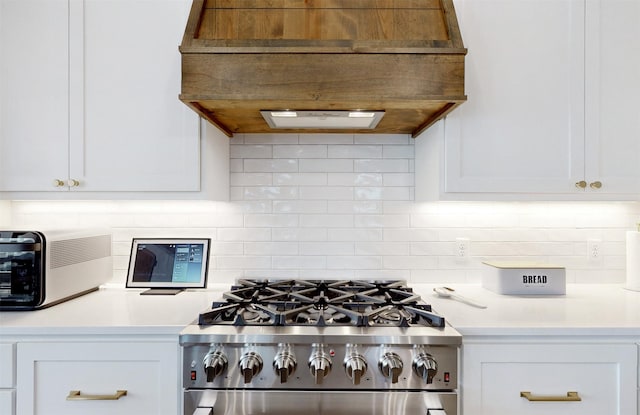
xmin=181 ymin=279 xmax=461 ymax=415
xmin=0 ymin=229 xmax=112 ymax=310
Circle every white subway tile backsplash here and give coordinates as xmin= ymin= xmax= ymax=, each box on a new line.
xmin=8 ymin=133 xmax=640 ymax=285
xmin=273 ymin=256 xmax=327 ymax=269
xmin=218 ymin=228 xmax=271 ymax=241
xmin=299 ymin=159 xmax=354 ymax=172
xmin=242 ymin=133 xmax=299 ymax=144
xmin=230 ymin=173 xmax=273 ymax=186
xmin=230 ymin=144 xmax=273 ymax=158
xmin=300 ymin=133 xmax=355 ymax=144
xmin=273 ymin=145 xmax=328 ymax=159
xmin=354 ymin=134 xmax=412 ymax=144
xmin=383 ymin=255 xmax=438 ymax=270
xmin=327 ymin=201 xmax=382 ymax=214
xmin=355 ymin=187 xmax=411 ymax=201
xmin=244 ymin=242 xmax=299 ymax=256
xmin=299 ymin=186 xmax=354 ymax=200
xmin=355 ymin=242 xmax=409 ymax=256
xmin=244 ymin=159 xmax=298 ymax=172
xmin=383 ymin=145 xmax=415 ymax=159
xmin=217 ymin=256 xmax=272 ymax=269
xmin=300 ymin=214 xmax=354 ymax=228
xmin=327 ymin=173 xmax=383 ymax=186
xmin=273 ymin=200 xmax=328 ymax=214
xmin=244 ymin=214 xmax=299 ymax=228
xmin=328 ymin=229 xmax=384 ymax=242
xmin=328 ymin=145 xmax=382 ymax=159
xmin=300 ymin=242 xmax=355 ymax=256
xmin=327 ymin=256 xmax=383 ymax=269
xmin=243 ymin=186 xmax=298 ymax=200
xmin=383 ymin=173 xmax=414 ymax=186
xmin=272 ymin=228 xmax=328 ymax=242
xmin=274 ymin=173 xmax=327 ymax=186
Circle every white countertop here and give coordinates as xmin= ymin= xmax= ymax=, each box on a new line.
xmin=414 ymin=283 xmax=640 ymax=337
xmin=0 ymin=286 xmax=223 ymax=336
xmin=1 ymin=283 xmax=638 ymax=338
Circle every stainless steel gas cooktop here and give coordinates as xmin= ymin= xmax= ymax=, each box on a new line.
xmin=180 ymin=279 xmax=461 ymax=415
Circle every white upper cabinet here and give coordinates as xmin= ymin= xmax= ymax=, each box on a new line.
xmin=417 ymin=0 xmax=640 ymax=200
xmin=0 ymin=0 xmax=70 ymax=191
xmin=0 ymin=0 xmax=202 ymax=194
xmin=583 ymin=0 xmax=640 ymax=195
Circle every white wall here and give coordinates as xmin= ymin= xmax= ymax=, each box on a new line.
xmin=8 ymin=133 xmax=640 ymax=286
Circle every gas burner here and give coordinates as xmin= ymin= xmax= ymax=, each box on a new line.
xmin=198 ymin=279 xmax=446 ymax=328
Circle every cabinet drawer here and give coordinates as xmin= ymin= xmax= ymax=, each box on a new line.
xmin=463 ymin=343 xmax=638 ymax=415
xmin=16 ymin=342 xmax=178 ymax=415
xmin=0 ymin=343 xmax=15 ymax=388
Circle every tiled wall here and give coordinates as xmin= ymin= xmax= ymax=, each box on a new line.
xmin=6 ymin=133 xmax=640 ymax=286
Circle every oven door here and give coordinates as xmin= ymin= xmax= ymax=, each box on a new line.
xmin=184 ymin=390 xmax=457 ymax=415
xmin=0 ymin=231 xmax=45 ymax=309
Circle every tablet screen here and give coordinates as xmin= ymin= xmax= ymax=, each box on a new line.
xmin=126 ymin=238 xmax=210 ymax=289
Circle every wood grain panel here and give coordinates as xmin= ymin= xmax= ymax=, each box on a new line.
xmin=198 ymin=4 xmax=449 ymax=40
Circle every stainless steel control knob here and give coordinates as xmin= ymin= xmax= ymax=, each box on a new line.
xmin=413 ymin=348 xmax=438 ymax=384
xmin=273 ymin=344 xmax=297 ymax=384
xmin=308 ymin=344 xmax=332 ymax=385
xmin=239 ymin=351 xmax=263 ymax=384
xmin=203 ymin=348 xmax=228 ymax=382
xmin=343 ymin=345 xmax=367 ymax=385
xmin=378 ymin=351 xmax=403 ymax=384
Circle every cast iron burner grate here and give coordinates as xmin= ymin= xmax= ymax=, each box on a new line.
xmin=198 ymin=279 xmax=445 ymax=328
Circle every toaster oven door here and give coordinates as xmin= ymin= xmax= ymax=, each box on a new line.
xmin=0 ymin=231 xmax=44 ymax=309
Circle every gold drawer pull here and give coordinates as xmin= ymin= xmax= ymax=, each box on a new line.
xmin=520 ymin=391 xmax=581 ymax=402
xmin=67 ymin=390 xmax=127 ymax=401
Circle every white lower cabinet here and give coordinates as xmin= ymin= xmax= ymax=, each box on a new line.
xmin=462 ymin=342 xmax=638 ymax=415
xmin=0 ymin=343 xmax=15 ymax=415
xmin=16 ymin=341 xmax=179 ymax=415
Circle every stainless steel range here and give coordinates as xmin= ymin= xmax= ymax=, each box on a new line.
xmin=180 ymin=279 xmax=461 ymax=415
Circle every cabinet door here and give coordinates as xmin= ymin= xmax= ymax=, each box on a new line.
xmin=584 ymin=0 xmax=640 ymax=195
xmin=0 ymin=0 xmax=70 ymax=192
xmin=463 ymin=343 xmax=638 ymax=415
xmin=442 ymin=0 xmax=585 ymax=194
xmin=74 ymin=0 xmax=200 ymax=192
xmin=16 ymin=342 xmax=179 ymax=415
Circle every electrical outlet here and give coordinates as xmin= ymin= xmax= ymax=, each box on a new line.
xmin=587 ymin=239 xmax=602 ymax=263
xmin=455 ymin=237 xmax=470 ymax=261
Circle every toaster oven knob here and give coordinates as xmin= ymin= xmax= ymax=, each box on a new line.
xmin=412 ymin=350 xmax=438 ymax=384
xmin=273 ymin=345 xmax=297 ymax=384
xmin=203 ymin=349 xmax=228 ymax=382
xmin=308 ymin=345 xmax=332 ymax=385
xmin=239 ymin=352 xmax=264 ymax=384
xmin=343 ymin=345 xmax=367 ymax=385
xmin=378 ymin=352 xmax=403 ymax=384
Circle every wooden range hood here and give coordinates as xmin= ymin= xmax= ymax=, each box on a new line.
xmin=180 ymin=0 xmax=467 ymax=138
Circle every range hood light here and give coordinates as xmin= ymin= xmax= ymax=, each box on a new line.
xmin=261 ymin=110 xmax=384 ymax=129
xmin=348 ymin=111 xmax=376 ymax=118
xmin=270 ymin=111 xmax=298 ymax=117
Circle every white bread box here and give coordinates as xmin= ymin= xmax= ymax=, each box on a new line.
xmin=482 ymin=261 xmax=566 ymax=295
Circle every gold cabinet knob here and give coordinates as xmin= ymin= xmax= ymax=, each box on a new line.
xmin=67 ymin=179 xmax=80 ymax=187
xmin=589 ymin=181 xmax=602 ymax=189
xmin=575 ymin=180 xmax=587 ymax=189
xmin=53 ymin=179 xmax=65 ymax=187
